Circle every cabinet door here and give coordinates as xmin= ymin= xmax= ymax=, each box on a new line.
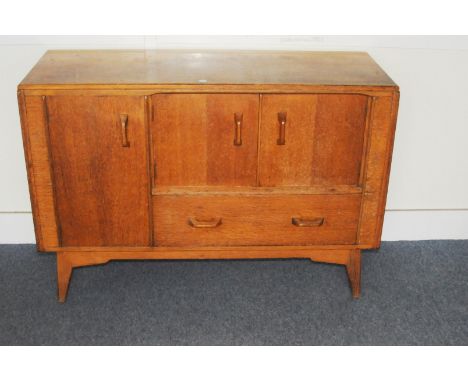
xmin=151 ymin=94 xmax=259 ymax=187
xmin=46 ymin=96 xmax=150 ymax=246
xmin=258 ymin=94 xmax=369 ymax=187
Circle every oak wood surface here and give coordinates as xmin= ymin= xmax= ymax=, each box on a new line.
xmin=20 ymin=50 xmax=396 ymax=88
xmin=358 ymin=92 xmax=399 ymax=246
xmin=151 ymin=185 xmax=362 ymax=195
xmin=21 ymin=86 xmax=396 ymax=98
xmin=151 ymin=94 xmax=259 ymax=186
xmin=258 ymin=94 xmax=368 ymax=187
xmin=36 ymin=244 xmax=377 ymax=252
xmin=18 ymin=94 xmax=59 ymax=250
xmin=345 ymin=250 xmax=362 ymax=298
xmin=153 ymin=194 xmax=361 ymax=246
xmin=57 ymin=248 xmax=356 ymax=261
xmin=46 ymin=96 xmax=151 ymax=246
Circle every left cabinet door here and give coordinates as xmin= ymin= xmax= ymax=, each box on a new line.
xmin=46 ymin=96 xmax=151 ymax=247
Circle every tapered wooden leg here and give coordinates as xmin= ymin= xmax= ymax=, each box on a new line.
xmin=345 ymin=249 xmax=361 ymax=299
xmin=56 ymin=253 xmax=73 ymax=303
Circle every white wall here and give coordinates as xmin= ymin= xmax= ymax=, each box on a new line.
xmin=1 ymin=35 xmax=468 ymax=242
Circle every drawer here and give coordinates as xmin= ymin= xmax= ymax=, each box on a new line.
xmin=153 ymin=194 xmax=361 ymax=246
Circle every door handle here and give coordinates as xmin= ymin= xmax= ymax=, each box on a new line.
xmin=188 ymin=217 xmax=222 ymax=228
xmin=277 ymin=112 xmax=287 ymax=145
xmin=291 ymin=217 xmax=324 ymax=227
xmin=120 ymin=114 xmax=129 ymax=147
xmin=233 ymin=112 xmax=243 ymax=146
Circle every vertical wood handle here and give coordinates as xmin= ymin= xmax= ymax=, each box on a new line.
xmin=120 ymin=114 xmax=129 ymax=147
xmin=277 ymin=112 xmax=287 ymax=145
xmin=233 ymin=112 xmax=243 ymax=146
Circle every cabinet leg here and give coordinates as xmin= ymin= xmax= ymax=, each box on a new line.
xmin=56 ymin=253 xmax=73 ymax=303
xmin=345 ymin=249 xmax=361 ymax=298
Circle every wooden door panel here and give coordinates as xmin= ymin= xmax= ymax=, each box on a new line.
xmin=258 ymin=94 xmax=368 ymax=186
xmin=312 ymin=95 xmax=369 ymax=185
xmin=152 ymin=94 xmax=259 ymax=187
xmin=46 ymin=96 xmax=150 ymax=246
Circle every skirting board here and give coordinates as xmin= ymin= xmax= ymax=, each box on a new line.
xmin=0 ymin=211 xmax=467 ymax=244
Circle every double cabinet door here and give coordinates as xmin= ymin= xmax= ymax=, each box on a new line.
xmin=151 ymin=93 xmax=369 ymax=188
xmin=45 ymin=93 xmax=369 ymax=247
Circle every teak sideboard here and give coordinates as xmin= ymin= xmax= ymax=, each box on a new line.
xmin=18 ymin=50 xmax=399 ymax=302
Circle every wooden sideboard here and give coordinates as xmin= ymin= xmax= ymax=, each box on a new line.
xmin=18 ymin=50 xmax=399 ymax=302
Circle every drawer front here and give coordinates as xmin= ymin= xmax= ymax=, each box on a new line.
xmin=153 ymin=194 xmax=361 ymax=246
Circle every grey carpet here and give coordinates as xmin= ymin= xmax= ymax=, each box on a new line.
xmin=0 ymin=241 xmax=466 ymax=345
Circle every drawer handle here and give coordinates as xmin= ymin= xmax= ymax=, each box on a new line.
xmin=277 ymin=112 xmax=287 ymax=145
xmin=292 ymin=217 xmax=324 ymax=227
xmin=188 ymin=217 xmax=222 ymax=228
xmin=233 ymin=112 xmax=243 ymax=146
xmin=120 ymin=114 xmax=130 ymax=147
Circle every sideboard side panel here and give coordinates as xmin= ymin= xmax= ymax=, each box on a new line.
xmin=358 ymin=91 xmax=400 ymax=247
xmin=19 ymin=94 xmax=59 ymax=250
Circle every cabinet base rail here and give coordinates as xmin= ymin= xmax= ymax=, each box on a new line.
xmin=56 ymin=248 xmax=361 ymax=302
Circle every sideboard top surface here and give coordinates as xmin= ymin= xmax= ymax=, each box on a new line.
xmin=19 ymin=50 xmax=397 ymax=89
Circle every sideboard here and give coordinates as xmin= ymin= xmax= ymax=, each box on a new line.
xmin=18 ymin=50 xmax=399 ymax=301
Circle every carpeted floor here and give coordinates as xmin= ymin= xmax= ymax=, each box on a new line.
xmin=0 ymin=241 xmax=466 ymax=345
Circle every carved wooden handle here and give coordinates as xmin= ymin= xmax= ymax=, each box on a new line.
xmin=277 ymin=112 xmax=287 ymax=145
xmin=188 ymin=217 xmax=222 ymax=228
xmin=291 ymin=217 xmax=324 ymax=227
xmin=233 ymin=112 xmax=243 ymax=146
xmin=120 ymin=114 xmax=129 ymax=147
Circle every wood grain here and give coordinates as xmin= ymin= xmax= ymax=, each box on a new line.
xmin=346 ymin=249 xmax=361 ymax=298
xmin=311 ymin=94 xmax=368 ymax=185
xmin=46 ymin=96 xmax=151 ymax=246
xmin=21 ymin=85 xmax=396 ymax=97
xmin=153 ymin=194 xmax=361 ymax=246
xmin=152 ymin=94 xmax=259 ymax=186
xmin=19 ymin=94 xmax=59 ymax=250
xmin=151 ymin=185 xmax=362 ymax=195
xmin=20 ymin=50 xmax=396 ymax=87
xmin=358 ymin=92 xmax=400 ymax=247
xmin=258 ymin=94 xmax=368 ymax=186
